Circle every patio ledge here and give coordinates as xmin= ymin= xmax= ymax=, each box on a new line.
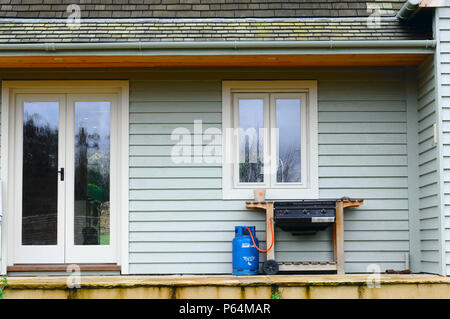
xmin=4 ymin=274 xmax=450 ymax=299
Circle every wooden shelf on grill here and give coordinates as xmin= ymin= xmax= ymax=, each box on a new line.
xmin=278 ymin=262 xmax=337 ymax=272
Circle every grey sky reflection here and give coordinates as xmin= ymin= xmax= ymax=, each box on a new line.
xmin=276 ymin=99 xmax=301 ymax=183
xmin=24 ymin=102 xmax=59 ymax=130
xmin=75 ymin=101 xmax=110 ymax=152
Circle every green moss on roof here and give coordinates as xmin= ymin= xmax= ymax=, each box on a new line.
xmin=0 ymin=19 xmax=432 ymax=44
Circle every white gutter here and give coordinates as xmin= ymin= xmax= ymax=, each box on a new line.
xmin=0 ymin=40 xmax=436 ymax=52
xmin=0 ymin=40 xmax=437 ymax=58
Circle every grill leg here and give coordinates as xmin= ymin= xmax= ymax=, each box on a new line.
xmin=334 ymin=200 xmax=345 ymax=275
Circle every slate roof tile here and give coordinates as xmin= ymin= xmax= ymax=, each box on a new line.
xmin=0 ymin=0 xmax=407 ymax=19
xmin=0 ymin=1 xmax=433 ymax=44
xmin=0 ymin=19 xmax=432 ymax=44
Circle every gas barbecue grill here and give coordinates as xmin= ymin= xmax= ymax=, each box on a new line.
xmin=274 ymin=200 xmax=336 ymax=233
xmin=246 ymin=198 xmax=364 ymax=275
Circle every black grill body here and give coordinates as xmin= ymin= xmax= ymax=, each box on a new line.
xmin=274 ymin=200 xmax=336 ymax=233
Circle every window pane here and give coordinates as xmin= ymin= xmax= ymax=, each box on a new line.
xmin=22 ymin=102 xmax=59 ymax=245
xmin=74 ymin=101 xmax=110 ymax=245
xmin=276 ymin=98 xmax=301 ymax=183
xmin=238 ymin=99 xmax=264 ymax=183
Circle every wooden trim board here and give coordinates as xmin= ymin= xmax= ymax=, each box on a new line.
xmin=0 ymin=54 xmax=430 ymax=68
xmin=7 ymin=264 xmax=121 ymax=272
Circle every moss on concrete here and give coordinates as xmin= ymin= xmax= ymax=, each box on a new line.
xmin=4 ymin=274 xmax=450 ymax=299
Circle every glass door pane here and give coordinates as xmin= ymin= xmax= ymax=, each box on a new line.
xmin=74 ymin=101 xmax=111 ymax=246
xmin=22 ymin=102 xmax=59 ymax=245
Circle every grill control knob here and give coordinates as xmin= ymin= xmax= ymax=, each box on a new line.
xmin=320 ymin=209 xmax=326 ymax=214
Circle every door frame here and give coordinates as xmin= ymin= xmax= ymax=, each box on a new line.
xmin=1 ymin=81 xmax=130 ymax=274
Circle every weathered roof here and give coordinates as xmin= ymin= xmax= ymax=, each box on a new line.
xmin=0 ymin=19 xmax=432 ymax=43
xmin=0 ymin=0 xmax=406 ymax=19
xmin=0 ymin=1 xmax=433 ymax=44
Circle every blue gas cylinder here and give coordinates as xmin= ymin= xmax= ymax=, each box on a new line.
xmin=232 ymin=226 xmax=259 ymax=275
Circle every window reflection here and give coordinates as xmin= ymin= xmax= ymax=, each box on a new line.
xmin=276 ymin=99 xmax=302 ymax=183
xmin=22 ymin=102 xmax=59 ymax=245
xmin=74 ymin=102 xmax=110 ymax=246
xmin=238 ymin=99 xmax=264 ymax=183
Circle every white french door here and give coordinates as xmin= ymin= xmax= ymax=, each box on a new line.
xmin=13 ymin=92 xmax=118 ymax=264
xmin=65 ymin=94 xmax=118 ymax=263
xmin=14 ymin=94 xmax=66 ymax=263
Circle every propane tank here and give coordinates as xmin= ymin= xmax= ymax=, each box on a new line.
xmin=232 ymin=226 xmax=259 ymax=275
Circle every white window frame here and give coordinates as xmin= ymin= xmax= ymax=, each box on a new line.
xmin=222 ymin=80 xmax=318 ymax=200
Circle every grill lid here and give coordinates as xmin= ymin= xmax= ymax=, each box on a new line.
xmin=274 ymin=200 xmax=336 ymax=233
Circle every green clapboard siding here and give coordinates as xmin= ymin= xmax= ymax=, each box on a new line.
xmin=0 ymin=67 xmax=414 ymax=275
xmin=127 ymin=68 xmax=410 ymax=274
xmin=417 ymin=55 xmax=442 ymax=275
xmin=437 ymin=7 xmax=450 ymax=276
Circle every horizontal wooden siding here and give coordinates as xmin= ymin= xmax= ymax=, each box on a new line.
xmin=128 ymin=68 xmax=410 ymax=274
xmin=437 ymin=7 xmax=450 ymax=276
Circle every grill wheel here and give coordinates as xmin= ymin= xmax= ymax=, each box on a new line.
xmin=263 ymin=259 xmax=279 ymax=275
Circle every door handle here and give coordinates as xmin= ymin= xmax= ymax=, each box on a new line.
xmin=58 ymin=168 xmax=64 ymax=181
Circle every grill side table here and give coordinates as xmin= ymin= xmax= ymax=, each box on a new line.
xmin=246 ymin=198 xmax=364 ymax=275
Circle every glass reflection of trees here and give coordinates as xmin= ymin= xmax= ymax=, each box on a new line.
xmin=22 ymin=109 xmax=58 ymax=245
xmin=277 ymin=145 xmax=301 ymax=183
xmin=238 ymin=99 xmax=264 ymax=184
xmin=239 ymin=128 xmax=264 ymax=183
xmin=74 ymin=105 xmax=110 ymax=246
xmin=276 ymin=99 xmax=301 ymax=184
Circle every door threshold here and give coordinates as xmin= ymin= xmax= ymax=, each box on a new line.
xmin=7 ymin=263 xmax=121 ymax=272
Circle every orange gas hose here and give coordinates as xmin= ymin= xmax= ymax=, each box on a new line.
xmin=246 ymin=221 xmax=274 ymax=253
